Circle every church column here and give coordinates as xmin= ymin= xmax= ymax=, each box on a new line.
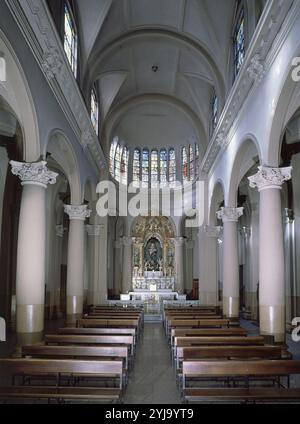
xmin=10 ymin=161 xmax=58 ymax=344
xmin=217 ymin=207 xmax=244 ymax=318
xmin=64 ymin=205 xmax=91 ymax=323
xmin=51 ymin=224 xmax=65 ymax=318
xmin=114 ymin=240 xmax=122 ymax=294
xmin=249 ymin=166 xmax=292 ymax=343
xmin=174 ymin=237 xmax=185 ymax=293
xmin=185 ymin=240 xmax=194 ymax=293
xmin=198 ymin=226 xmax=221 ymax=306
xmin=86 ymin=224 xmax=101 ymax=305
xmin=122 ymin=236 xmax=133 ymax=293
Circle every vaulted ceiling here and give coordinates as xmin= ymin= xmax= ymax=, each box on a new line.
xmin=76 ymin=0 xmax=237 ymax=154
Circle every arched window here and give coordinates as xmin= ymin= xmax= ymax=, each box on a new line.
xmin=168 ymin=149 xmax=176 ymax=187
xmin=212 ymin=93 xmax=218 ymax=131
xmin=64 ymin=2 xmax=78 ymax=77
xmin=182 ymin=147 xmax=189 ymax=184
xmin=142 ymin=149 xmax=149 ymax=188
xmin=160 ymin=149 xmax=168 ymax=188
xmin=189 ymin=144 xmax=194 ymax=181
xmin=91 ymin=88 xmax=99 ymax=135
xmin=195 ymin=143 xmax=200 ymax=179
xmin=114 ymin=144 xmax=122 ymax=182
xmin=233 ymin=3 xmax=245 ymax=77
xmin=109 ymin=137 xmax=118 ymax=175
xmin=120 ymin=146 xmax=128 ymax=185
xmin=133 ymin=148 xmax=141 ymax=188
xmin=151 ymin=150 xmax=159 ymax=188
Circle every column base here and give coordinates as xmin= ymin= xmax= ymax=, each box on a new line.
xmin=65 ymin=313 xmax=82 ymax=326
xmin=223 ymin=296 xmax=239 ymax=318
xmin=260 ymin=305 xmax=285 ymax=343
xmin=16 ymin=331 xmax=44 ymax=347
xmin=16 ymin=304 xmax=44 ymax=334
xmin=199 ymin=291 xmax=217 ymax=306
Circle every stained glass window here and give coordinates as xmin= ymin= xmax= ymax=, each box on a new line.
xmin=182 ymin=147 xmax=189 ymax=184
xmin=160 ymin=149 xmax=168 ymax=188
xmin=142 ymin=149 xmax=149 ymax=188
xmin=114 ymin=144 xmax=122 ymax=182
xmin=64 ymin=3 xmax=78 ymax=78
xmin=212 ymin=94 xmax=218 ymax=131
xmin=189 ymin=144 xmax=194 ymax=181
xmin=151 ymin=150 xmax=159 ymax=188
xmin=133 ymin=148 xmax=141 ymax=187
xmin=91 ymin=89 xmax=99 ymax=135
xmin=120 ymin=146 xmax=128 ymax=185
xmin=169 ymin=148 xmax=176 ymax=187
xmin=234 ymin=6 xmax=245 ymax=77
xmin=109 ymin=137 xmax=118 ymax=175
xmin=195 ymin=143 xmax=200 ymax=179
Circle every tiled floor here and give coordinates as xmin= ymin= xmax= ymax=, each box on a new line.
xmin=124 ymin=323 xmax=181 ymax=404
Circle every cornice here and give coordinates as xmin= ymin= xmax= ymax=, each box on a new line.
xmin=200 ymin=0 xmax=297 ymax=175
xmin=5 ymin=0 xmax=107 ymax=174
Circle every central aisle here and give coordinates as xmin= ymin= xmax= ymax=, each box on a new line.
xmin=124 ymin=323 xmax=181 ymax=404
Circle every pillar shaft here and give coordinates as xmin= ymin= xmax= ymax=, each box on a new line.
xmin=122 ymin=237 xmax=133 ymax=293
xmin=249 ymin=166 xmax=292 ymax=342
xmin=217 ymin=207 xmax=243 ymax=318
xmin=64 ymin=205 xmax=91 ymax=323
xmin=174 ymin=237 xmax=185 ymax=293
xmin=10 ymin=161 xmax=57 ymax=344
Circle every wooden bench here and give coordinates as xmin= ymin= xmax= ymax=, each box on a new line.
xmin=22 ymin=345 xmax=130 ymax=371
xmin=167 ymin=319 xmax=231 ymax=339
xmin=175 ymin=345 xmax=284 ymax=372
xmin=77 ymin=319 xmax=139 ymax=330
xmin=0 ymin=358 xmax=123 ymax=403
xmin=171 ymin=328 xmax=248 ymax=347
xmin=58 ymin=327 xmax=137 ymax=346
xmin=181 ymin=360 xmax=300 ymax=403
xmin=45 ymin=334 xmax=135 ymax=357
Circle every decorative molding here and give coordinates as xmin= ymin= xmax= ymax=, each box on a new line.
xmin=55 ymin=224 xmax=65 ymax=237
xmin=205 ymin=225 xmax=221 ymax=238
xmin=217 ymin=207 xmax=244 ymax=223
xmin=64 ymin=204 xmax=91 ymax=221
xmin=5 ymin=0 xmax=107 ymax=174
xmin=86 ymin=224 xmax=101 ymax=237
xmin=173 ymin=237 xmax=185 ymax=247
xmin=248 ymin=166 xmax=292 ymax=191
xmin=122 ymin=236 xmax=133 ymax=247
xmin=200 ymin=0 xmax=295 ymax=174
xmin=247 ymin=54 xmax=265 ymax=83
xmin=10 ymin=160 xmax=58 ymax=188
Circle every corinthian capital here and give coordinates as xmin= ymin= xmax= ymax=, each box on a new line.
xmin=248 ymin=166 xmax=292 ymax=191
xmin=122 ymin=236 xmax=133 ymax=247
xmin=10 ymin=160 xmax=58 ymax=188
xmin=174 ymin=237 xmax=185 ymax=247
xmin=86 ymin=224 xmax=101 ymax=237
xmin=64 ymin=204 xmax=91 ymax=221
xmin=217 ymin=207 xmax=243 ymax=223
xmin=205 ymin=225 xmax=221 ymax=238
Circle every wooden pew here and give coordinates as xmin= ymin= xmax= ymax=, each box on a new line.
xmin=77 ymin=319 xmax=139 ymax=328
xmin=175 ymin=345 xmax=284 ymax=373
xmin=58 ymin=327 xmax=137 ymax=346
xmin=171 ymin=328 xmax=248 ymax=348
xmin=22 ymin=345 xmax=130 ymax=373
xmin=45 ymin=334 xmax=135 ymax=357
xmin=181 ymin=360 xmax=300 ymax=403
xmin=167 ymin=319 xmax=231 ymax=339
xmin=0 ymin=358 xmax=123 ymax=403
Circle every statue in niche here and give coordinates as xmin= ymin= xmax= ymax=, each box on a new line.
xmin=144 ymin=238 xmax=162 ymax=271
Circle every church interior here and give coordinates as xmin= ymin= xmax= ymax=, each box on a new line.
xmin=1 ymin=0 xmax=300 ymax=405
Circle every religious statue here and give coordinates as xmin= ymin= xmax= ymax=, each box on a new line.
xmin=144 ymin=238 xmax=162 ymax=271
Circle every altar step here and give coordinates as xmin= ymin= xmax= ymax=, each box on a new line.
xmin=144 ymin=314 xmax=162 ymax=323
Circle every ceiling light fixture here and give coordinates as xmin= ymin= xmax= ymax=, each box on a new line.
xmin=152 ymin=65 xmax=159 ymax=73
